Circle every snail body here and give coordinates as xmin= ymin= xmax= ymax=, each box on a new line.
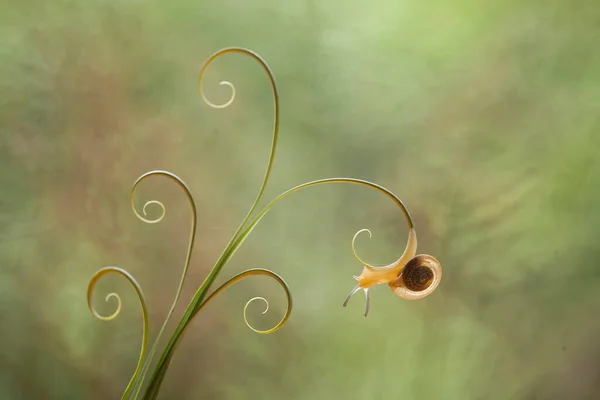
xmin=343 ymin=227 xmax=442 ymax=317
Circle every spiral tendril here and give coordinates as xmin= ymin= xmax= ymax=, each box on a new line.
xmin=196 ymin=47 xmax=279 ymax=240
xmin=351 ymin=228 xmax=377 ymax=268
xmin=127 ymin=170 xmax=198 ymax=398
xmin=87 ymin=266 xmax=149 ymax=398
xmin=96 ymin=292 xmax=122 ymax=320
xmin=197 ymin=268 xmax=292 ymax=334
xmin=244 ymin=297 xmax=269 ymax=330
xmin=137 ymin=200 xmax=166 ymax=224
xmin=200 ymin=80 xmax=236 ymax=109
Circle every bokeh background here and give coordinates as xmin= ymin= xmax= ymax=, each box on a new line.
xmin=2 ymin=0 xmax=600 ymax=399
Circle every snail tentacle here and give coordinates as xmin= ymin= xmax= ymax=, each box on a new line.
xmin=343 ymin=284 xmax=361 ymax=308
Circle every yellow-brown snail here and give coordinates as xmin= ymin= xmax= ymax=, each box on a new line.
xmin=343 ymin=227 xmax=442 ymax=317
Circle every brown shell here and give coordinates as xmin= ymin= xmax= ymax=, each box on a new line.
xmin=388 ymin=254 xmax=442 ymax=300
xmin=402 ymin=262 xmax=435 ymax=291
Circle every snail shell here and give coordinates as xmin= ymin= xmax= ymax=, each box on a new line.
xmin=388 ymin=254 xmax=442 ymax=300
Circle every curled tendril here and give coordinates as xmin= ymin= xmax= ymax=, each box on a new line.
xmin=137 ymin=200 xmax=165 ymax=224
xmin=89 ymin=292 xmax=122 ymax=321
xmin=87 ymin=267 xmax=148 ymax=398
xmin=351 ymin=228 xmax=375 ymax=268
xmin=245 ymin=296 xmax=269 ymax=323
xmin=197 ymin=268 xmax=292 ymax=334
xmin=127 ymin=170 xmax=197 ymax=398
xmin=129 ymin=170 xmax=197 ymax=320
xmin=197 ymin=47 xmax=279 ymax=235
xmin=200 ymin=80 xmax=236 ymax=109
xmin=199 ymin=48 xmax=265 ymax=109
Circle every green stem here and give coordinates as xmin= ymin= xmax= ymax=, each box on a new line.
xmin=139 ymin=47 xmax=281 ymax=398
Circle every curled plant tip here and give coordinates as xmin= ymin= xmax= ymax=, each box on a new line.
xmin=351 ymin=228 xmax=375 ymax=269
xmin=87 ymin=266 xmax=149 ymax=398
xmin=246 ymin=296 xmax=269 ymax=314
xmin=195 ymin=268 xmax=292 ymax=335
xmin=87 ymin=267 xmax=147 ymax=324
xmin=140 ymin=200 xmax=166 ymax=224
xmin=198 ymin=48 xmax=273 ymax=111
xmin=200 ymin=80 xmax=236 ymax=109
xmin=100 ymin=293 xmax=122 ymax=321
xmin=244 ymin=296 xmax=269 ymax=330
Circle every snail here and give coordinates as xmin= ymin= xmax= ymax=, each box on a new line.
xmin=343 ymin=227 xmax=442 ymax=317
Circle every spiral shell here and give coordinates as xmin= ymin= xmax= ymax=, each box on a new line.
xmin=388 ymin=254 xmax=442 ymax=300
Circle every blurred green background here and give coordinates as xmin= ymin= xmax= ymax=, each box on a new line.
xmin=2 ymin=0 xmax=600 ymax=399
